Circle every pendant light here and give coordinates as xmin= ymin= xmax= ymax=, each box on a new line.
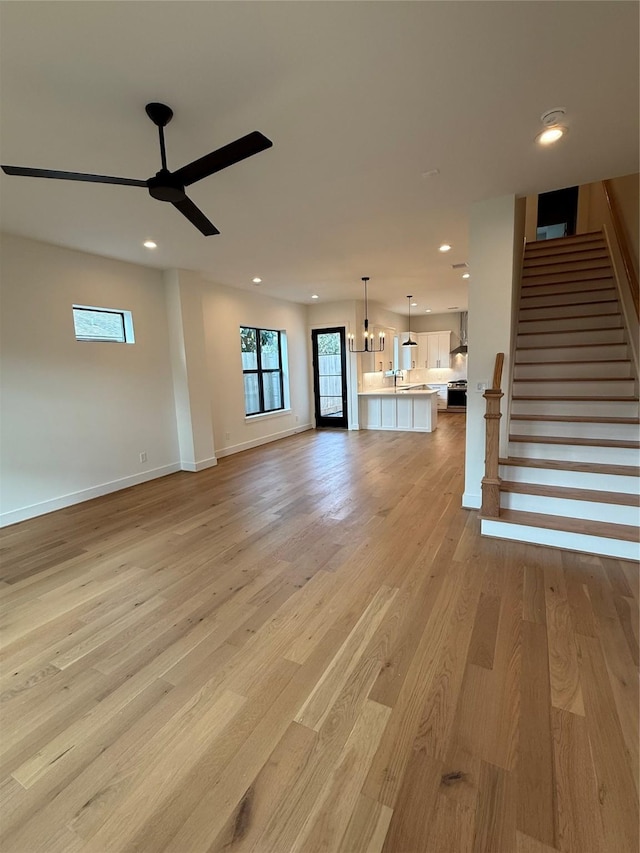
xmin=402 ymin=295 xmax=418 ymax=346
xmin=348 ymin=277 xmax=385 ymax=353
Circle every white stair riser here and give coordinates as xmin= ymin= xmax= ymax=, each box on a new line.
xmin=499 ymin=465 xmax=639 ymax=495
xmin=520 ymin=288 xmax=616 ymax=309
xmin=524 ymin=248 xmax=610 ymax=266
xmin=521 ymin=279 xmax=615 ymax=298
xmin=516 ymin=344 xmax=629 ymax=363
xmin=520 ymin=301 xmax=618 ymax=321
xmin=481 ymin=519 xmax=640 ymax=561
xmin=526 ymin=240 xmax=606 ymax=258
xmin=523 ymin=266 xmax=612 ymax=284
xmin=509 ymin=421 xmax=640 ymax=440
xmin=508 ymin=441 xmax=640 ymax=466
xmin=511 ymin=399 xmax=640 ymax=417
xmin=514 ymin=361 xmax=632 ymax=380
xmin=512 ymin=379 xmax=636 ymax=397
xmin=518 ymin=316 xmax=623 ymax=334
xmin=500 ymin=492 xmax=639 ymax=526
xmin=517 ymin=329 xmax=625 ymax=348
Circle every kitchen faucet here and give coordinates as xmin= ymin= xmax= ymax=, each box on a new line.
xmin=393 ymin=370 xmax=405 ymax=387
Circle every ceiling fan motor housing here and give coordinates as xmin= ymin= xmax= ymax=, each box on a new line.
xmin=147 ymin=170 xmax=186 ymax=202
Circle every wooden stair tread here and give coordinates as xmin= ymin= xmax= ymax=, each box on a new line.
xmin=515 ymin=359 xmax=631 ymax=365
xmin=486 ymin=509 xmax=639 ymax=542
xmin=523 ymin=260 xmax=612 ymax=273
xmin=523 ymin=251 xmax=610 ymax=267
xmin=512 ymin=395 xmax=638 ymax=401
xmin=517 ymin=342 xmax=626 ymax=350
xmin=520 ymin=297 xmax=617 ymax=310
xmin=521 ymin=278 xmax=614 ymax=291
xmin=499 ymin=456 xmax=640 ymax=476
xmin=500 ymin=480 xmax=640 ymax=507
xmin=513 ymin=376 xmax=634 ymax=382
xmin=510 ymin=414 xmax=640 ymax=424
xmin=517 ymin=321 xmax=622 ymax=331
xmin=509 ymin=434 xmax=639 ymax=449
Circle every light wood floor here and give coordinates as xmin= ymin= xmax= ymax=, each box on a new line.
xmin=1 ymin=415 xmax=638 ymax=852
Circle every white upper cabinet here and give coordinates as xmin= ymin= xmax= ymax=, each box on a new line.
xmin=419 ymin=331 xmax=451 ymax=369
xmin=399 ymin=332 xmax=419 ymax=370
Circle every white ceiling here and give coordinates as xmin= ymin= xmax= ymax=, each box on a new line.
xmin=1 ymin=1 xmax=638 ymax=315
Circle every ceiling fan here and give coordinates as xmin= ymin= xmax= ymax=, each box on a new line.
xmin=0 ymin=102 xmax=273 ymax=236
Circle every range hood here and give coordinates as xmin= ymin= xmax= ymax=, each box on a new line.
xmin=450 ymin=311 xmax=468 ymax=355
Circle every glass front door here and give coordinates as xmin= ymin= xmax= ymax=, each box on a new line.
xmin=311 ymin=328 xmax=348 ymax=428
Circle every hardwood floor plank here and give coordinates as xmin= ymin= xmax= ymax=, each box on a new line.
xmin=517 ymin=621 xmax=556 ymax=847
xmin=291 ymin=699 xmax=391 ymax=853
xmin=472 ymin=760 xmax=517 ymax=853
xmin=0 ymin=419 xmax=636 ymax=852
xmin=544 ymin=562 xmax=585 ymax=716
xmin=337 ymin=794 xmax=393 ymax=853
xmin=551 ymin=707 xmax=605 ymax=852
xmin=577 ymin=634 xmax=639 ymax=845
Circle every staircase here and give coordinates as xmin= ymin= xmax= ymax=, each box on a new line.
xmin=481 ymin=230 xmax=640 ymax=561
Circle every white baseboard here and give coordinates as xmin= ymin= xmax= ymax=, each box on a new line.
xmin=215 ymin=423 xmax=313 ymax=459
xmin=0 ymin=463 xmax=181 ymax=528
xmin=462 ymin=491 xmax=481 ymax=509
xmin=180 ymin=457 xmax=217 ymax=472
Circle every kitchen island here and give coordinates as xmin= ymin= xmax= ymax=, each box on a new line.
xmin=358 ymin=386 xmax=438 ymax=432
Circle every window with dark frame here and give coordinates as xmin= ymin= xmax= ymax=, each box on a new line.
xmin=240 ymin=326 xmax=285 ymax=416
xmin=72 ymin=306 xmax=134 ymax=343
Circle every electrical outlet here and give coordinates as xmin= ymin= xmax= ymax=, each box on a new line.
xmin=476 ymin=382 xmax=487 ymax=392
xmin=139 ymin=451 xmax=147 ymax=463
xmin=224 ymin=431 xmax=230 ymax=440
xmin=295 ymin=415 xmax=299 ymax=423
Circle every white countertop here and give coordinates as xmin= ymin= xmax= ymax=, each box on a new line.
xmin=358 ymin=385 xmax=438 ymax=396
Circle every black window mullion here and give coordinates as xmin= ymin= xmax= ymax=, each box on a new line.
xmin=255 ymin=329 xmax=265 ymax=413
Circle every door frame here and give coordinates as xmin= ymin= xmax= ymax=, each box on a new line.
xmin=311 ymin=327 xmax=349 ymax=428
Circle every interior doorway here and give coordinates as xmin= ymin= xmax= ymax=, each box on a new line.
xmin=311 ymin=327 xmax=348 ymax=428
xmin=536 ymin=186 xmax=579 ymax=240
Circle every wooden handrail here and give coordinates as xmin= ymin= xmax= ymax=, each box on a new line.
xmin=602 ymin=179 xmax=639 ymax=319
xmin=481 ymin=352 xmax=505 ymax=518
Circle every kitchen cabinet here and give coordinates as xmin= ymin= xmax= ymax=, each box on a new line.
xmin=399 ymin=332 xmax=419 ymax=370
xmin=426 ymin=331 xmax=451 ymax=369
xmin=427 ymin=383 xmax=448 ymax=410
xmin=358 ymin=389 xmax=438 ymax=432
xmin=414 ymin=331 xmax=451 ymax=369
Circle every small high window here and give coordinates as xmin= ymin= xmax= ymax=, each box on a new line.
xmin=240 ymin=326 xmax=285 ymax=415
xmin=73 ymin=305 xmax=135 ymax=343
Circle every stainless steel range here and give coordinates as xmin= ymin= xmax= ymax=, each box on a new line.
xmin=447 ymin=380 xmax=467 ymax=409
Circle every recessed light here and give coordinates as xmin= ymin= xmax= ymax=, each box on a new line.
xmin=421 ymin=168 xmax=440 ymax=179
xmin=143 ymin=240 xmax=157 ymax=249
xmin=252 ymin=277 xmax=262 ymax=283
xmin=411 ymin=302 xmax=417 ymax=307
xmin=536 ymin=127 xmax=565 ymax=145
xmin=462 ymin=273 xmax=470 ymax=279
xmin=425 ymin=309 xmax=432 ymax=313
xmin=311 ymin=294 xmax=319 ymax=300
xmin=439 ymin=243 xmax=452 ymax=253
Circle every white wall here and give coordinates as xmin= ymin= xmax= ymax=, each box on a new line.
xmin=201 ymin=280 xmax=312 ymax=456
xmin=463 ymin=195 xmax=520 ymax=509
xmin=0 ymin=233 xmax=179 ymax=525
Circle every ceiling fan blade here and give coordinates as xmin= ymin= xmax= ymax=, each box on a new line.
xmin=1 ymin=165 xmax=147 ymax=187
xmin=173 ymin=131 xmax=272 ymax=187
xmin=172 ymin=196 xmax=220 ymax=236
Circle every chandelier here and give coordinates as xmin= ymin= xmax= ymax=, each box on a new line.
xmin=348 ymin=277 xmax=385 ymax=353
